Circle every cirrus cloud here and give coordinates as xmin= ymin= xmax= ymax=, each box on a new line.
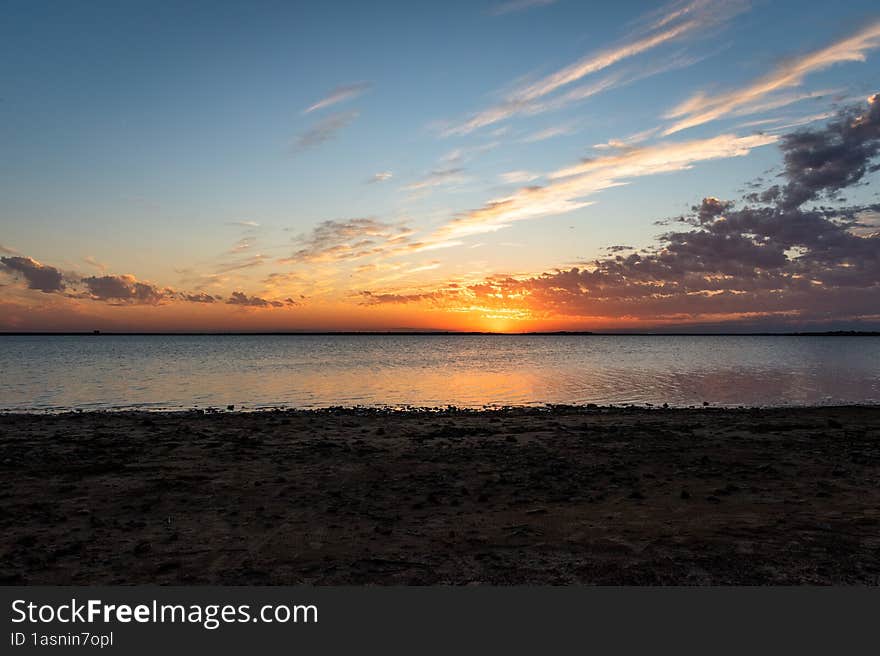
xmin=445 ymin=0 xmax=748 ymax=135
xmin=294 ymin=111 xmax=359 ymax=151
xmin=663 ymin=22 xmax=880 ymax=135
xmin=431 ymin=132 xmax=776 ymax=241
xmin=303 ymin=82 xmax=371 ymax=114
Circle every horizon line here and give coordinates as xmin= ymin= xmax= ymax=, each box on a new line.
xmin=2 ymin=330 xmax=879 ymax=337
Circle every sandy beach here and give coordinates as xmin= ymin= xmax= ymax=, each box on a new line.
xmin=1 ymin=406 xmax=878 ymax=585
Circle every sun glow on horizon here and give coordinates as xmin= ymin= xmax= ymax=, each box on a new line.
xmin=2 ymin=1 xmax=880 ymax=333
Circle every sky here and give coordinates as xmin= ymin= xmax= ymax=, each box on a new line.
xmin=2 ymin=0 xmax=880 ymax=332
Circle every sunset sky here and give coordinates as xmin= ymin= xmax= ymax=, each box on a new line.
xmin=2 ymin=0 xmax=880 ymax=332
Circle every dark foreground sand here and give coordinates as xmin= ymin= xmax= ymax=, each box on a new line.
xmin=1 ymin=406 xmax=878 ymax=585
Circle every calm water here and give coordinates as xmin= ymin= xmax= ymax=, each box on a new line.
xmin=1 ymin=335 xmax=879 ymax=411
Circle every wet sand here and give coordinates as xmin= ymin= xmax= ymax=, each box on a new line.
xmin=1 ymin=406 xmax=878 ymax=585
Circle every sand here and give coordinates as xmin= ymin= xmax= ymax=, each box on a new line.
xmin=1 ymin=406 xmax=878 ymax=585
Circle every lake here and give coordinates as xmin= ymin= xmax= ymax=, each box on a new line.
xmin=1 ymin=334 xmax=879 ymax=411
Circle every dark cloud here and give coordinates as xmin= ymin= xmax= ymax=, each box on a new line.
xmin=743 ymin=185 xmax=781 ymax=205
xmin=3 ymin=253 xmax=292 ymax=310
xmin=263 ymin=272 xmax=303 ymax=285
xmin=227 ymin=291 xmax=285 ymax=308
xmin=181 ymin=292 xmax=219 ymax=303
xmin=365 ymin=95 xmax=880 ymax=326
xmin=780 ymin=93 xmax=880 ymax=209
xmin=0 ymin=256 xmax=65 ymax=293
xmin=694 ymin=196 xmax=734 ymax=224
xmin=81 ymin=275 xmax=170 ymax=305
xmin=359 ymin=291 xmax=441 ymax=305
xmin=462 ymin=193 xmax=880 ymax=323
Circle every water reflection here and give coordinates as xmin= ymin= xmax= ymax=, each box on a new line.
xmin=1 ymin=335 xmax=878 ymax=410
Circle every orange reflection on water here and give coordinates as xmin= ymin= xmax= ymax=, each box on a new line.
xmin=3 ymin=335 xmax=880 ymax=410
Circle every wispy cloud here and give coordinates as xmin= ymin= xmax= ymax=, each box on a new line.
xmin=228 ymin=237 xmax=255 ymax=254
xmin=593 ymin=127 xmax=661 ymax=150
xmin=404 ymin=168 xmax=468 ymax=192
xmin=443 ymin=70 xmax=620 ymax=137
xmin=432 ymin=132 xmax=776 ymax=240
xmin=444 ymin=0 xmax=747 ymax=135
xmin=82 ymin=255 xmax=107 ymax=272
xmin=499 ymin=170 xmax=541 ymax=184
xmin=367 ymin=171 xmax=393 ymax=183
xmin=727 ymin=88 xmax=840 ymax=118
xmin=283 ymin=218 xmax=414 ymax=264
xmin=762 ymin=111 xmax=835 ymax=133
xmin=487 ymin=0 xmax=556 ymax=16
xmin=357 ymin=260 xmax=445 ymax=287
xmin=294 ymin=111 xmax=359 ymax=151
xmin=513 ymin=25 xmax=691 ymax=104
xmin=215 ymin=253 xmax=270 ymax=273
xmin=521 ymin=123 xmax=578 ymax=143
xmin=303 ymin=82 xmax=371 ymax=114
xmin=663 ymin=22 xmax=880 ymax=135
xmin=549 ymin=132 xmax=773 ymax=179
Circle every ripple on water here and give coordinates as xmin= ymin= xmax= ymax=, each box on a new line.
xmin=1 ymin=334 xmax=879 ymax=410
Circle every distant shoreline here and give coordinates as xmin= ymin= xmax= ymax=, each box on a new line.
xmin=4 ymin=403 xmax=880 ymax=416
xmin=2 ymin=330 xmax=879 ymax=337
